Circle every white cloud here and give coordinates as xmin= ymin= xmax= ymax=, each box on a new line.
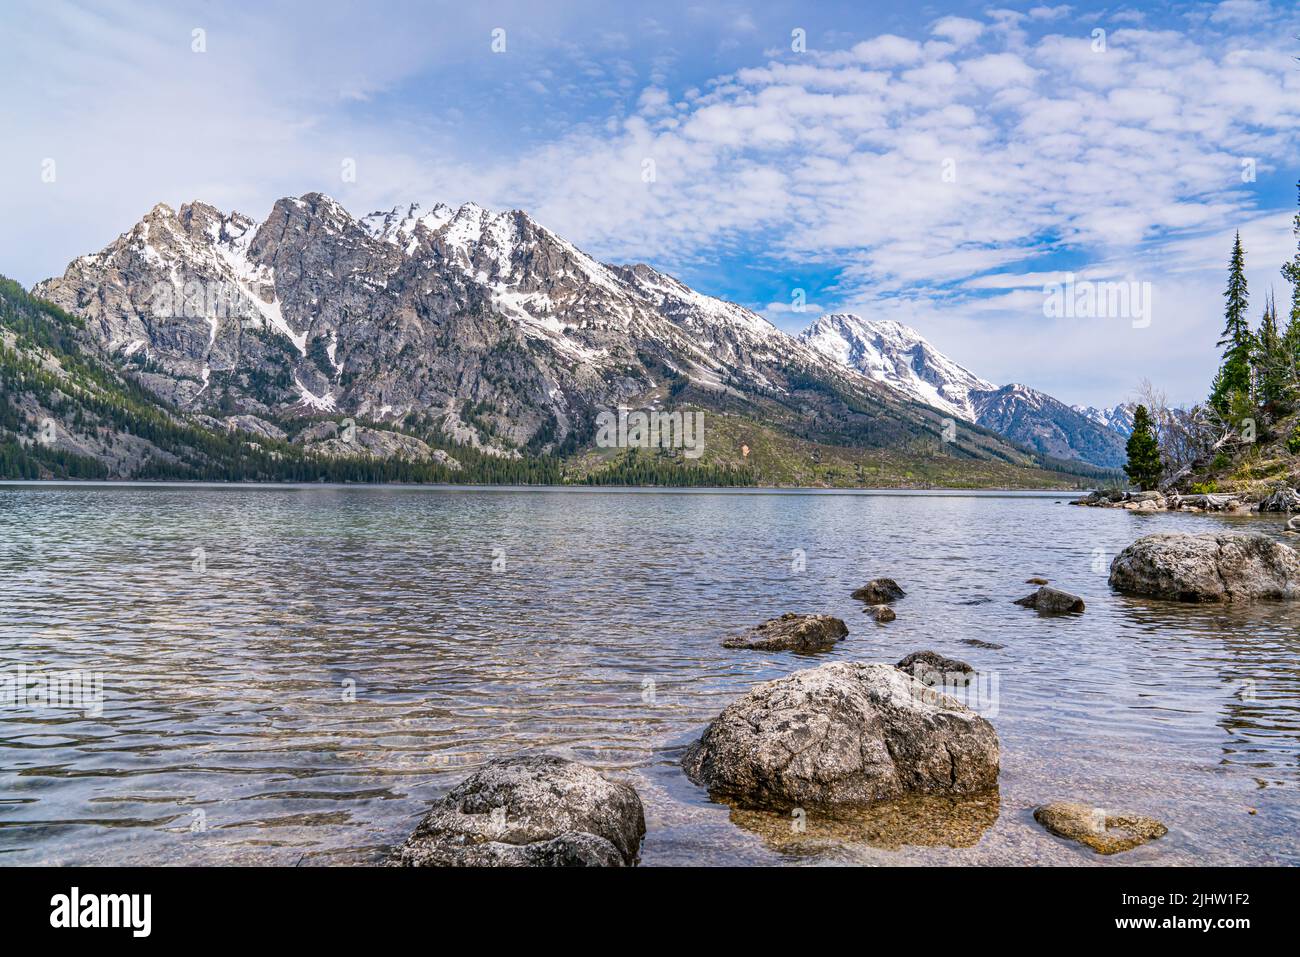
xmin=849 ymin=34 xmax=925 ymax=67
xmin=5 ymin=0 xmax=1299 ymax=408
xmin=1028 ymin=5 xmax=1074 ymax=20
xmin=1210 ymin=0 xmax=1273 ymax=25
xmin=930 ymin=16 xmax=985 ymax=47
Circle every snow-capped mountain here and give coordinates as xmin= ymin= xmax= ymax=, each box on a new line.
xmin=971 ymin=384 xmax=1127 ymax=468
xmin=799 ymin=314 xmax=995 ymax=421
xmin=34 ymin=195 xmax=815 ymax=450
xmin=1073 ymin=403 xmax=1137 ymax=437
xmin=32 ymin=193 xmax=1049 ymax=471
xmin=799 ymin=314 xmax=1127 ymax=469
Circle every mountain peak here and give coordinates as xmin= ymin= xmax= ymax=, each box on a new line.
xmin=799 ymin=313 xmax=995 ymax=420
xmin=800 ymin=313 xmax=1128 ymax=467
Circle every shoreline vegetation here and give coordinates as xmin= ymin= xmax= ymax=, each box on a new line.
xmin=0 ymin=478 xmax=1090 ymax=493
xmin=1114 ymin=181 xmax=1300 ymax=502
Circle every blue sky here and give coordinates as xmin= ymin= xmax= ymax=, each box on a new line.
xmin=2 ymin=0 xmax=1298 ymax=407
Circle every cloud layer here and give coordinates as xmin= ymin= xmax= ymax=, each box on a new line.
xmin=3 ymin=0 xmax=1298 ymax=406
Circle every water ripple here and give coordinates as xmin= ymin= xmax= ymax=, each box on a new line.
xmin=0 ymin=485 xmax=1297 ymax=865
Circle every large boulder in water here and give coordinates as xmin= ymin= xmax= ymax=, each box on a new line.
xmin=682 ymin=662 xmax=999 ymax=811
xmin=1108 ymin=532 xmax=1300 ymax=602
xmin=721 ymin=613 xmax=847 ymax=652
xmin=390 ymin=754 xmax=645 ymax=866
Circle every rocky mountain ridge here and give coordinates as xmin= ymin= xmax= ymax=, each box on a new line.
xmin=10 ymin=193 xmax=1114 ymax=485
xmin=797 ymin=313 xmax=1129 ymax=468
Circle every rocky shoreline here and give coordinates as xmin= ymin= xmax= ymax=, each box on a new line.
xmin=388 ymin=554 xmax=1294 ymax=865
xmin=1072 ymin=485 xmax=1300 ymax=517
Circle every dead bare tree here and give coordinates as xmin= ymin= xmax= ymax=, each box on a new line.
xmin=1131 ymin=379 xmax=1224 ymax=488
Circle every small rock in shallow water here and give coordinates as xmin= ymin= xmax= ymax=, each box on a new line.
xmin=390 ymin=754 xmax=645 ymax=867
xmin=721 ymin=613 xmax=848 ymax=652
xmin=682 ymin=662 xmax=999 ymax=811
xmin=865 ymin=604 xmax=895 ymax=622
xmin=852 ymin=578 xmax=905 ymax=603
xmin=896 ymin=650 xmax=973 ymax=686
xmin=1033 ymin=801 xmax=1167 ymax=855
xmin=1014 ymin=585 xmax=1085 ymax=613
xmin=1025 ymin=577 xmax=1049 ymax=585
xmin=961 ymin=639 xmax=1005 ymax=649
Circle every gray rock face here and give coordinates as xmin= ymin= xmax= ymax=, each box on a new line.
xmin=721 ymin=613 xmax=848 ymax=653
xmin=681 ymin=662 xmax=999 ymax=811
xmin=1108 ymin=532 xmax=1300 ymax=602
xmin=896 ymin=651 xmax=974 ymax=686
xmin=390 ymin=754 xmax=645 ymax=867
xmin=291 ymin=421 xmax=460 ymax=466
xmin=223 ymin=413 xmax=288 ymax=442
xmin=1014 ymin=585 xmax=1085 ymax=613
xmin=852 ymin=578 xmax=905 ymax=603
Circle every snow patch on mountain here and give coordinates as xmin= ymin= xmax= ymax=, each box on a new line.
xmin=798 ymin=314 xmax=995 ymax=421
xmin=1073 ymin=402 xmax=1137 ymax=437
xmin=799 ymin=313 xmax=1128 ymax=468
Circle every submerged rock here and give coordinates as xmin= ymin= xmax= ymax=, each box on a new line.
xmin=1014 ymin=585 xmax=1085 ymax=613
xmin=851 ymin=578 xmax=905 ymax=604
xmin=1033 ymin=801 xmax=1167 ymax=855
xmin=721 ymin=613 xmax=848 ymax=652
xmin=865 ymin=604 xmax=895 ymax=623
xmin=1108 ymin=532 xmax=1300 ymax=602
xmin=961 ymin=639 xmax=1005 ymax=650
xmin=390 ymin=754 xmax=645 ymax=867
xmin=682 ymin=662 xmax=999 ymax=811
xmin=895 ymin=650 xmax=973 ymax=687
xmin=728 ymin=789 xmax=1000 ymax=853
xmin=1025 ymin=577 xmax=1049 ymax=585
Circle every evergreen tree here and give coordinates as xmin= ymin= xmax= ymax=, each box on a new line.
xmin=1254 ymin=291 xmax=1286 ymax=409
xmin=1209 ymin=231 xmax=1253 ymax=416
xmin=1124 ymin=404 xmax=1162 ymax=490
xmin=1282 ymin=181 xmax=1300 ymax=378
